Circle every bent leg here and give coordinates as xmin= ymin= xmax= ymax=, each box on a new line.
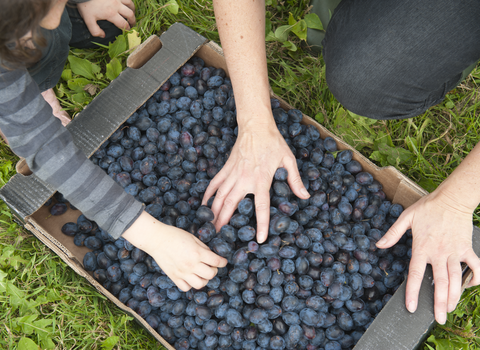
xmin=322 ymin=0 xmax=480 ymax=120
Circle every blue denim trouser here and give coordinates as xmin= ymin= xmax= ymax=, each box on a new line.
xmin=28 ymin=6 xmax=122 ymax=92
xmin=322 ymin=0 xmax=480 ymax=120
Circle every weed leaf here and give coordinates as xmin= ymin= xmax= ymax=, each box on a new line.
xmin=71 ymin=92 xmax=90 ymax=105
xmin=166 ymin=0 xmax=179 ymax=15
xmin=108 ymin=35 xmax=127 ymax=59
xmin=67 ymin=56 xmax=95 ymax=80
xmin=17 ymin=337 xmax=39 ymax=350
xmin=282 ymin=41 xmax=297 ymax=51
xmin=265 ymin=31 xmax=277 ymax=42
xmin=304 ymin=13 xmax=323 ymax=30
xmin=61 ymin=69 xmax=72 ymax=82
xmin=101 ymin=336 xmax=120 ymax=350
xmin=106 ymin=58 xmax=123 ymax=81
xmin=40 ymin=338 xmax=55 ymax=349
xmin=265 ymin=18 xmax=272 ymax=35
xmin=291 ymin=20 xmax=307 ymax=41
xmin=288 ymin=13 xmax=296 ymax=26
xmin=127 ymin=30 xmax=141 ymax=51
xmin=67 ymin=78 xmax=91 ymax=93
xmin=275 ymin=25 xmax=293 ymax=42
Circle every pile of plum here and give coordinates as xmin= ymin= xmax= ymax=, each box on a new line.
xmin=59 ymin=57 xmax=413 ymax=350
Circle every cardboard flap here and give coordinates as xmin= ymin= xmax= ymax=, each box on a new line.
xmin=127 ymin=35 xmax=163 ymax=69
xmin=0 ymin=173 xmax=55 ymax=222
xmin=0 ymin=23 xmax=207 ymax=222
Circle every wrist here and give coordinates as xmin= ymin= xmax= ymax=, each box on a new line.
xmin=121 ymin=211 xmax=165 ymax=254
xmin=430 ymin=186 xmax=476 ymax=216
xmin=236 ymin=105 xmax=276 ymax=130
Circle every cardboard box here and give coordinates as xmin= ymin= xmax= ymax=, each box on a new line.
xmin=1 ymin=23 xmax=479 ymax=350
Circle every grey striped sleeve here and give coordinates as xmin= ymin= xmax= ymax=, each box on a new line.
xmin=0 ymin=66 xmax=144 ymax=238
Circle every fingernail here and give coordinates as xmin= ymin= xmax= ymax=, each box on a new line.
xmin=257 ymin=233 xmax=266 ymax=244
xmin=438 ymin=312 xmax=446 ymax=325
xmin=301 ymin=188 xmax=310 ymax=198
xmin=407 ymin=301 xmax=416 ymax=313
xmin=377 ymin=237 xmax=387 ymax=246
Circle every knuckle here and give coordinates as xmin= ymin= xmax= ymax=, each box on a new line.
xmin=435 ymin=299 xmax=447 ymax=309
xmin=216 ymin=188 xmax=227 ymax=199
xmin=192 ymin=279 xmax=207 ymax=290
xmin=223 ymin=197 xmax=236 ymax=209
xmin=255 ymin=202 xmax=269 ymax=212
xmin=408 ymin=269 xmax=425 ymax=282
xmin=387 ymin=226 xmax=402 ymax=239
xmin=448 ymin=291 xmax=460 ymax=303
xmin=209 ymin=254 xmax=221 ymax=267
xmin=184 ymin=260 xmax=194 ymax=270
xmin=448 ymin=270 xmax=462 ymax=281
xmin=434 ymin=276 xmax=449 ymax=286
xmin=289 ymin=174 xmax=303 ymax=185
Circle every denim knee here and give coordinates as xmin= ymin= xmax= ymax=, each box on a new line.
xmin=322 ymin=0 xmax=480 ymax=121
xmin=323 ymin=54 xmax=446 ymax=121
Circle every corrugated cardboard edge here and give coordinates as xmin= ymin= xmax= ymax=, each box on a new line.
xmin=127 ymin=35 xmax=163 ymax=69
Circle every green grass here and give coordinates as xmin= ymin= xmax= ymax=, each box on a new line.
xmin=1 ymin=0 xmax=480 ymax=348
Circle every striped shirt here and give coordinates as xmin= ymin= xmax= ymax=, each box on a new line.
xmin=0 ymin=29 xmax=143 ymax=239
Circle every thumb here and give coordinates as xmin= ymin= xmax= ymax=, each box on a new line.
xmin=84 ymin=18 xmax=105 ymax=38
xmin=376 ymin=210 xmax=412 ymax=248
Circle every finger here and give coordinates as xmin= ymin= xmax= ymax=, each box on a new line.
xmin=431 ymin=260 xmax=449 ymax=325
xmin=405 ymin=252 xmax=427 ymax=314
xmin=200 ymin=249 xmax=228 ymax=268
xmin=83 ymin=17 xmax=106 ymax=38
xmin=172 ymin=277 xmax=192 ymax=292
xmin=284 ymin=156 xmax=309 ymax=199
xmin=109 ymin=13 xmax=131 ymax=31
xmin=465 ymin=250 xmax=480 ymax=287
xmin=376 ymin=210 xmax=412 ymax=248
xmin=185 ymin=274 xmax=209 ymax=290
xmin=202 ymin=168 xmax=228 ymax=206
xmin=118 ymin=5 xmax=136 ymax=27
xmin=121 ymin=0 xmax=136 ymax=13
xmin=194 ymin=263 xmax=218 ymax=280
xmin=446 ymin=255 xmax=462 ymax=313
xmin=255 ymin=187 xmax=271 ymax=244
xmin=213 ymin=184 xmax=246 ymax=232
xmin=210 ymin=175 xmax=242 ymax=229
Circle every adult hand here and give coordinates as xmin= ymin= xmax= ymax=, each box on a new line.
xmin=77 ymin=0 xmax=136 ymax=38
xmin=203 ymin=115 xmax=310 ymax=244
xmin=376 ymin=190 xmax=480 ymax=324
xmin=122 ymin=211 xmax=228 ymax=291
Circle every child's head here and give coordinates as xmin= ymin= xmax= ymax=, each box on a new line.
xmin=0 ymin=0 xmax=60 ymax=68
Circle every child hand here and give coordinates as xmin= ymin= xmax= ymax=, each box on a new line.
xmin=122 ymin=211 xmax=228 ymax=291
xmin=77 ymin=0 xmax=136 ymax=38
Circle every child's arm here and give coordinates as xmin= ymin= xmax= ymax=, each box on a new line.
xmin=0 ymin=66 xmax=226 ymax=290
xmin=76 ymin=0 xmax=136 ymax=38
xmin=0 ymin=66 xmax=141 ymax=238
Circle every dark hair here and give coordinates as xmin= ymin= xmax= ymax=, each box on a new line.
xmin=0 ymin=0 xmax=54 ymax=69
